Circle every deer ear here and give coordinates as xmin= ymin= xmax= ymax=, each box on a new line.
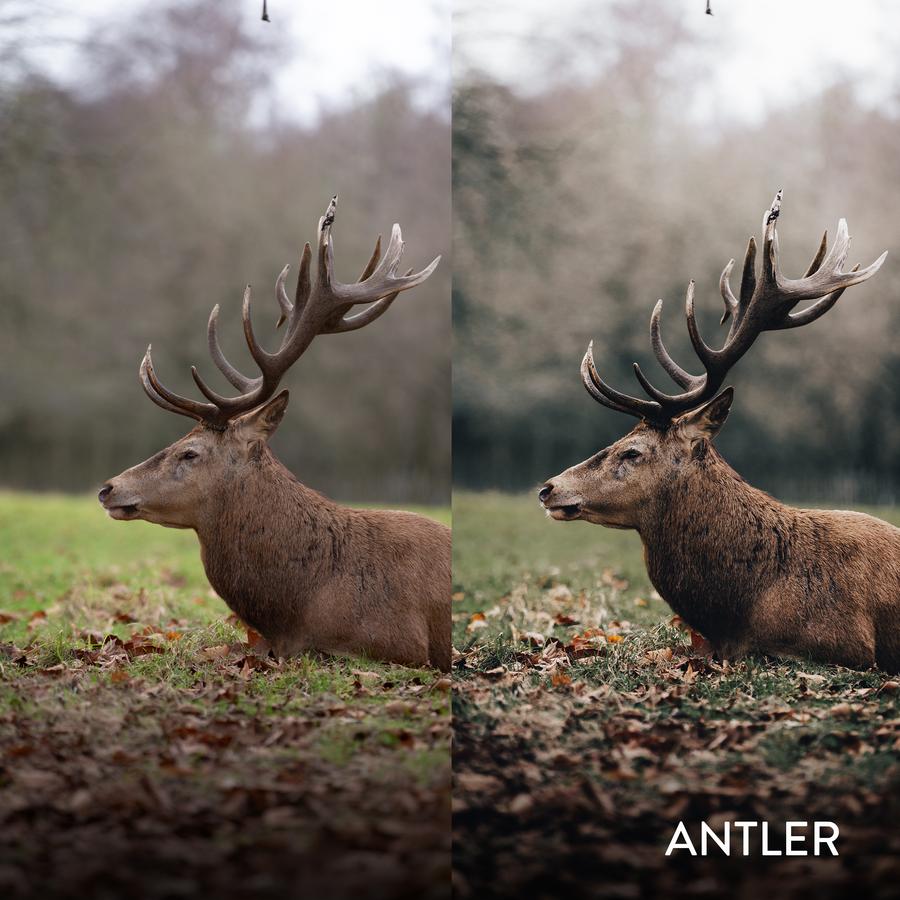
xmin=236 ymin=390 xmax=290 ymax=441
xmin=677 ymin=387 xmax=734 ymax=443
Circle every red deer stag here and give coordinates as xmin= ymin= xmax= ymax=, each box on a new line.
xmin=99 ymin=198 xmax=450 ymax=671
xmin=540 ymin=192 xmax=899 ymax=671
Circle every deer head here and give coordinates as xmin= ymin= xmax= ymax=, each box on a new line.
xmin=539 ymin=192 xmax=886 ymax=528
xmin=99 ymin=197 xmax=439 ymax=528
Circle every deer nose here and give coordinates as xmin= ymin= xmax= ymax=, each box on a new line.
xmin=98 ymin=484 xmax=113 ymax=504
xmin=539 ymin=484 xmax=553 ymax=504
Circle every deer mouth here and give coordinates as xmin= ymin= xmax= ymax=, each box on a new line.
xmin=546 ymin=502 xmax=582 ymax=521
xmin=105 ymin=503 xmax=141 ymax=520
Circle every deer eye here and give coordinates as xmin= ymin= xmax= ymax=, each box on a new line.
xmin=619 ymin=448 xmax=642 ymax=461
xmin=179 ymin=449 xmax=199 ymax=461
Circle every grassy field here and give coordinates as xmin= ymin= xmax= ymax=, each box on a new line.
xmin=0 ymin=491 xmax=450 ymax=900
xmin=452 ymin=491 xmax=900 ymax=900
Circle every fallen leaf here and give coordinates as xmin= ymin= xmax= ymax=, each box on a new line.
xmin=385 ymin=700 xmax=414 ymax=717
xmin=508 ymin=793 xmax=534 ymax=814
xmin=245 ymin=627 xmax=267 ymax=651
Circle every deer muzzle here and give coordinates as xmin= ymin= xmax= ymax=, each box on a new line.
xmin=538 ymin=482 xmax=583 ymax=521
xmin=98 ymin=482 xmax=142 ymax=520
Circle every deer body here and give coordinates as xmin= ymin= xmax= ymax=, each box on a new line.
xmin=541 ymin=193 xmax=899 ymax=671
xmin=101 ymin=198 xmax=450 ymax=670
xmin=638 ymin=444 xmax=900 ymax=670
xmin=195 ymin=449 xmax=450 ymax=669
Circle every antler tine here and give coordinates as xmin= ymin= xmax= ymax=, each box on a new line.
xmin=326 ymin=268 xmax=413 ymax=334
xmin=778 ymin=263 xmax=859 ymax=330
xmin=241 ymin=284 xmax=278 ymax=375
xmin=275 ymin=264 xmax=292 ymax=329
xmin=140 ymin=197 xmax=440 ymax=429
xmin=207 ymin=304 xmax=259 ymax=392
xmin=582 ymin=191 xmax=887 ymax=425
xmin=635 ymin=298 xmax=708 ymax=406
xmin=284 ymin=243 xmax=312 ymax=329
xmin=739 ymin=236 xmax=757 ymax=310
xmin=804 ymin=231 xmax=828 ymax=277
xmin=760 ymin=188 xmax=783 ymax=286
xmin=581 ymin=341 xmax=662 ymax=420
xmin=321 ymin=234 xmax=387 ymax=332
xmin=314 ymin=205 xmax=441 ymax=309
xmin=359 ymin=234 xmax=383 ymax=282
xmin=719 ymin=258 xmax=738 ymax=326
xmin=140 ymin=346 xmax=223 ymax=425
xmin=684 ymin=280 xmax=717 ymax=368
xmin=720 ymin=235 xmax=759 ymax=340
xmin=645 ymin=298 xmax=699 ymax=390
xmin=206 ymin=260 xmax=301 ymax=396
xmin=758 ymin=191 xmax=886 ymax=307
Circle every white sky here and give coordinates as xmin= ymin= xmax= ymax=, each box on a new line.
xmin=9 ymin=0 xmax=898 ymax=123
xmin=455 ymin=0 xmax=899 ymax=123
xmin=11 ymin=0 xmax=451 ymax=122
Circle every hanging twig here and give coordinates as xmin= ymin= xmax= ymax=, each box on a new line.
xmin=262 ymin=0 xmax=270 ymax=22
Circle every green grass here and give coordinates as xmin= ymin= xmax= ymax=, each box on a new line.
xmin=452 ymin=490 xmax=900 ymax=644
xmin=452 ymin=490 xmax=900 ymax=897
xmin=0 ymin=488 xmax=450 ymax=683
xmin=452 ymin=489 xmax=653 ymax=630
xmin=0 ymin=489 xmax=448 ymax=616
xmin=0 ymin=490 xmax=451 ymax=896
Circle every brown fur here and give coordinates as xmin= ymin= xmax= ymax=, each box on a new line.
xmin=100 ymin=393 xmax=451 ymax=671
xmin=542 ymin=391 xmax=900 ymax=672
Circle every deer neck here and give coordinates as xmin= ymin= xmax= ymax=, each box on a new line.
xmin=637 ymin=444 xmax=794 ymax=643
xmin=192 ymin=451 xmax=349 ymax=634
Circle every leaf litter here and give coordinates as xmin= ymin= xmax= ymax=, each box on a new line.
xmin=453 ymin=569 xmax=900 ymax=899
xmin=0 ymin=583 xmax=450 ymax=900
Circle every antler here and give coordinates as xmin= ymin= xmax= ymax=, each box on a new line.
xmin=582 ymin=190 xmax=887 ymax=424
xmin=140 ymin=196 xmax=440 ymax=429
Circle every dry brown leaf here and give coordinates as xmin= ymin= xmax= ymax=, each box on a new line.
xmin=245 ymin=627 xmax=267 ymax=650
xmin=385 ymin=700 xmax=414 ymax=717
xmin=456 ymin=772 xmax=503 ymax=794
xmin=508 ymin=793 xmax=534 ymax=814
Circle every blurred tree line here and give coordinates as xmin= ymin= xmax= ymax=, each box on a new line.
xmin=0 ymin=0 xmax=450 ymax=503
xmin=454 ymin=0 xmax=900 ymax=502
